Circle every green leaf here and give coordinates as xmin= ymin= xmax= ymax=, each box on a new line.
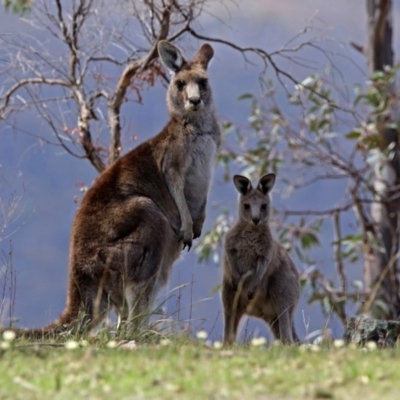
xmin=237 ymin=93 xmax=253 ymax=101
xmin=345 ymin=130 xmax=362 ymax=140
xmin=300 ymin=232 xmax=320 ymax=250
xmin=369 ymin=71 xmax=385 ymax=81
xmin=4 ymin=0 xmax=31 ymax=14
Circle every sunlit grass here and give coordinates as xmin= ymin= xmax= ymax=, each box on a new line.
xmin=1 ymin=333 xmax=400 ymax=400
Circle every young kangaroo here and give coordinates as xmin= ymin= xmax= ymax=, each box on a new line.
xmin=5 ymin=41 xmax=221 ymax=338
xmin=222 ymin=174 xmax=300 ymax=345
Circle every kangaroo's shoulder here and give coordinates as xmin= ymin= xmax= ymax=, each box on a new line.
xmin=79 ymin=132 xmax=167 ymax=207
xmin=269 ymin=241 xmax=299 ymax=275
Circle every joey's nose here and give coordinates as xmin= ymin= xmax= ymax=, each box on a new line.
xmin=252 ymin=217 xmax=260 ymax=225
xmin=189 ymin=97 xmax=201 ymax=106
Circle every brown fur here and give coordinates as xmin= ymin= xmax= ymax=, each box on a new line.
xmin=4 ymin=41 xmax=221 ymax=338
xmin=222 ymin=174 xmax=300 ymax=345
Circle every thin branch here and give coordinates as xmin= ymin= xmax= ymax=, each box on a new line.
xmin=0 ymin=78 xmax=69 ymax=118
xmin=350 ymin=41 xmax=364 ymax=54
xmin=108 ymin=3 xmax=171 ymax=163
xmin=74 ymin=88 xmax=106 ymax=172
xmin=282 ymin=203 xmax=353 ymax=217
xmin=186 ymin=27 xmax=351 ymax=110
xmin=333 ymin=210 xmax=347 ymax=294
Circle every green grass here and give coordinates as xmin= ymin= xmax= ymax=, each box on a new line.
xmin=1 ymin=337 xmax=400 ymax=400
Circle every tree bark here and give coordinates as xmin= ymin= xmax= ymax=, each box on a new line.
xmin=363 ymin=0 xmax=400 ymax=319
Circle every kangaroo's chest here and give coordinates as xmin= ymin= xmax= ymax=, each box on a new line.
xmin=235 ymin=248 xmax=259 ymax=275
xmin=187 ymin=133 xmax=217 ymax=174
xmin=229 ymin=232 xmax=269 ymax=273
xmin=184 ymin=133 xmax=217 ymax=199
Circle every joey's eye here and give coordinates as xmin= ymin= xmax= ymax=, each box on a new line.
xmin=198 ymin=78 xmax=208 ymax=89
xmin=176 ymin=80 xmax=185 ymax=91
xmin=261 ymin=204 xmax=267 ymax=211
xmin=244 ymin=204 xmax=250 ymax=210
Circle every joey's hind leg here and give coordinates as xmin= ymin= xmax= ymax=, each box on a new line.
xmin=292 ymin=323 xmax=300 ymax=343
xmin=222 ymin=280 xmax=245 ymax=345
xmin=268 ymin=317 xmax=280 ymax=342
xmin=269 ymin=311 xmax=294 ymax=344
xmin=268 ymin=277 xmax=298 ymax=344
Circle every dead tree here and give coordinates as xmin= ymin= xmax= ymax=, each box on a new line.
xmin=0 ymin=0 xmax=210 ymax=172
xmin=0 ymin=0 xmax=329 ymax=175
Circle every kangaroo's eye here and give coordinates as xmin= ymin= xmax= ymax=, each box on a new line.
xmin=244 ymin=204 xmax=250 ymax=210
xmin=198 ymin=78 xmax=208 ymax=89
xmin=176 ymin=80 xmax=186 ymax=91
xmin=261 ymin=204 xmax=267 ymax=211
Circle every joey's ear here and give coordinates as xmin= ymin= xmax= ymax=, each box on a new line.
xmin=158 ymin=40 xmax=185 ymax=73
xmin=233 ymin=175 xmax=252 ymax=195
xmin=192 ymin=43 xmax=214 ymax=70
xmin=257 ymin=173 xmax=276 ymax=195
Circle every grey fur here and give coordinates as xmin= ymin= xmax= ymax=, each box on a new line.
xmin=222 ymin=174 xmax=300 ymax=345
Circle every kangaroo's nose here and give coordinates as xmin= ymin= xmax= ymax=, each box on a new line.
xmin=252 ymin=217 xmax=260 ymax=225
xmin=189 ymin=97 xmax=201 ymax=106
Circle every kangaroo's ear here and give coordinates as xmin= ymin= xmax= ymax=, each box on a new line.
xmin=192 ymin=43 xmax=214 ymax=70
xmin=158 ymin=40 xmax=185 ymax=73
xmin=257 ymin=173 xmax=276 ymax=195
xmin=233 ymin=175 xmax=252 ymax=195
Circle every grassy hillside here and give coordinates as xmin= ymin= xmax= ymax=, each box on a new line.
xmin=0 ymin=333 xmax=399 ymax=400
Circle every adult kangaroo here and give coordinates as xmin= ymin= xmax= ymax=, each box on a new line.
xmin=7 ymin=41 xmax=221 ymax=338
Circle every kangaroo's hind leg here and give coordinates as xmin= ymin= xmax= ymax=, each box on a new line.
xmin=100 ymin=240 xmax=162 ymax=331
xmin=100 ymin=197 xmax=181 ymax=332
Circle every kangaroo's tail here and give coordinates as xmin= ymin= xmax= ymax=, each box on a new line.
xmin=1 ymin=307 xmax=84 ymax=339
xmin=1 ymin=284 xmax=94 ymax=339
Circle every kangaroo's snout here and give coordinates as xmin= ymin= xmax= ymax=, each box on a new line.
xmin=185 ymin=82 xmax=203 ymax=111
xmin=189 ymin=96 xmax=201 ymax=107
xmin=252 ymin=217 xmax=260 ymax=225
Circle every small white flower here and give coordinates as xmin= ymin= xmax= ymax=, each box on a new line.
xmin=196 ymin=330 xmax=208 ymax=340
xmin=213 ymin=341 xmax=223 ymax=349
xmin=333 ymin=339 xmax=345 ymax=349
xmin=159 ymin=338 xmax=170 ymax=346
xmin=79 ymin=340 xmax=89 ymax=347
xmin=251 ymin=337 xmax=267 ymax=347
xmin=106 ymin=340 xmax=118 ymax=349
xmin=2 ymin=330 xmax=16 ymax=342
xmin=365 ymin=341 xmax=377 ymax=351
xmin=310 ymin=344 xmax=321 ymax=352
xmin=299 ymin=344 xmax=308 ymax=352
xmin=103 ymin=384 xmax=111 ymax=393
xmin=64 ymin=340 xmax=79 ymax=350
xmin=118 ymin=340 xmax=137 ymax=350
xmin=352 ymin=280 xmax=364 ymax=290
xmin=0 ymin=341 xmax=11 ymax=350
xmin=272 ymin=339 xmax=282 ymax=347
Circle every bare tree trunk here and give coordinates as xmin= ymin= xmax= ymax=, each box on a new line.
xmin=363 ymin=0 xmax=400 ymax=319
